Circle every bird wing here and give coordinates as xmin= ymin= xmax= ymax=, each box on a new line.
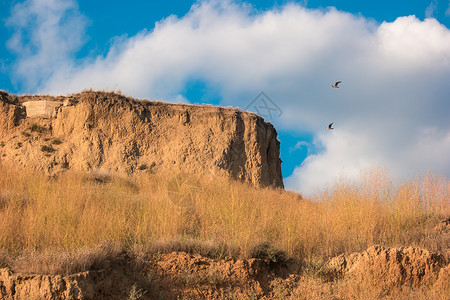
xmin=335 ymin=81 xmax=341 ymax=85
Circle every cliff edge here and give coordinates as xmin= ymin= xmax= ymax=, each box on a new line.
xmin=0 ymin=90 xmax=283 ymax=188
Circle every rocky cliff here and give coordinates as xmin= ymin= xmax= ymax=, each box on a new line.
xmin=0 ymin=90 xmax=283 ymax=188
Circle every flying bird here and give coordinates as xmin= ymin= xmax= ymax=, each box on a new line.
xmin=327 ymin=122 xmax=334 ymax=130
xmin=332 ymin=81 xmax=342 ymax=88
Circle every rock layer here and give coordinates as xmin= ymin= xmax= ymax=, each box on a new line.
xmin=0 ymin=252 xmax=286 ymax=300
xmin=326 ymin=245 xmax=447 ymax=288
xmin=0 ymin=90 xmax=283 ymax=188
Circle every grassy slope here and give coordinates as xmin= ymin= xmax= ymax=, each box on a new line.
xmin=0 ymin=164 xmax=448 ymax=299
xmin=0 ymin=164 xmax=448 ymax=264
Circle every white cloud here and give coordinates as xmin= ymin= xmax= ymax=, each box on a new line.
xmin=289 ymin=141 xmax=310 ymax=153
xmin=285 ymin=130 xmax=381 ymax=194
xmin=6 ymin=0 xmax=450 ymax=195
xmin=40 ymin=1 xmax=377 ymax=100
xmin=6 ymin=0 xmax=88 ymax=89
xmin=173 ymin=94 xmax=190 ymax=104
xmin=425 ymin=0 xmax=437 ymax=18
xmin=285 ymin=126 xmax=450 ymax=195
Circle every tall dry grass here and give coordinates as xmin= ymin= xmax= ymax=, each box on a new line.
xmin=0 ymin=164 xmax=448 ymax=268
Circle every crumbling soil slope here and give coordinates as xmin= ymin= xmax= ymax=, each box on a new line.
xmin=0 ymin=251 xmax=295 ymax=300
xmin=326 ymin=245 xmax=448 ymax=290
xmin=0 ymin=90 xmax=283 ymax=188
xmin=0 ymin=246 xmax=448 ymax=299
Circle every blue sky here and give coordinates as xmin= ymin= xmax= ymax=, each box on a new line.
xmin=1 ymin=0 xmax=450 ymax=194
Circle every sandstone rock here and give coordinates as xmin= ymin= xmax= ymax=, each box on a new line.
xmin=0 ymin=267 xmax=134 ymax=300
xmin=0 ymin=90 xmax=283 ymax=188
xmin=0 ymin=92 xmax=25 ymax=130
xmin=23 ymin=100 xmax=63 ymax=118
xmin=326 ymin=245 xmax=447 ymax=289
xmin=0 ymin=252 xmax=289 ymax=300
xmin=1 ymin=248 xmax=447 ymax=299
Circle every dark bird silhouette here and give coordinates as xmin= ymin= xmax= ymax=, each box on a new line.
xmin=327 ymin=122 xmax=334 ymax=130
xmin=332 ymin=81 xmax=342 ymax=88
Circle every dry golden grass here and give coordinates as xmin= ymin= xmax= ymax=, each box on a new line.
xmin=11 ymin=242 xmax=122 ymax=275
xmin=0 ymin=164 xmax=448 ymax=271
xmin=288 ymin=275 xmax=449 ymax=300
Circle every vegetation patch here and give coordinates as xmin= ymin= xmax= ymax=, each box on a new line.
xmin=41 ymin=145 xmax=55 ymax=153
xmin=51 ymin=138 xmax=62 ymax=145
xmin=138 ymin=164 xmax=148 ymax=170
xmin=0 ymin=250 xmax=10 ymax=268
xmin=5 ymin=94 xmax=18 ymax=104
xmin=138 ymin=162 xmax=156 ymax=173
xmin=11 ymin=242 xmax=122 ymax=275
xmin=30 ymin=123 xmax=45 ymax=133
xmin=251 ymin=242 xmax=288 ymax=264
xmin=0 ymin=165 xmax=447 ymax=299
xmin=21 ymin=131 xmax=31 ymax=137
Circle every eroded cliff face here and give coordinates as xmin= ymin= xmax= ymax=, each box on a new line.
xmin=0 ymin=91 xmax=283 ymax=188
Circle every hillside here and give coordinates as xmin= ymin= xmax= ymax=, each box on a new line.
xmin=0 ymin=90 xmax=283 ymax=188
xmin=0 ymin=90 xmax=448 ymax=299
xmin=0 ymin=165 xmax=448 ymax=299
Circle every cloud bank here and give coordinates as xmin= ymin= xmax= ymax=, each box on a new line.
xmin=6 ymin=0 xmax=88 ymax=90
xmin=6 ymin=0 xmax=450 ymax=195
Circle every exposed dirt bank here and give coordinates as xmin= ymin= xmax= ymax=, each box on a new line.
xmin=1 ymin=245 xmax=448 ymax=299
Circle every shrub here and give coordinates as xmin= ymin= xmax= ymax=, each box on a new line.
xmin=5 ymin=94 xmax=18 ymax=104
xmin=138 ymin=162 xmax=156 ymax=173
xmin=51 ymin=138 xmax=62 ymax=145
xmin=251 ymin=242 xmax=287 ymax=264
xmin=41 ymin=145 xmax=55 ymax=153
xmin=30 ymin=123 xmax=45 ymax=133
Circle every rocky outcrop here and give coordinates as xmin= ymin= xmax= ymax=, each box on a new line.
xmin=0 ymin=251 xmax=291 ymax=300
xmin=22 ymin=100 xmax=64 ymax=118
xmin=0 ymin=268 xmax=94 ymax=300
xmin=0 ymin=267 xmax=143 ymax=300
xmin=0 ymin=90 xmax=283 ymax=188
xmin=1 ymin=248 xmax=448 ymax=300
xmin=325 ymin=245 xmax=447 ymax=289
